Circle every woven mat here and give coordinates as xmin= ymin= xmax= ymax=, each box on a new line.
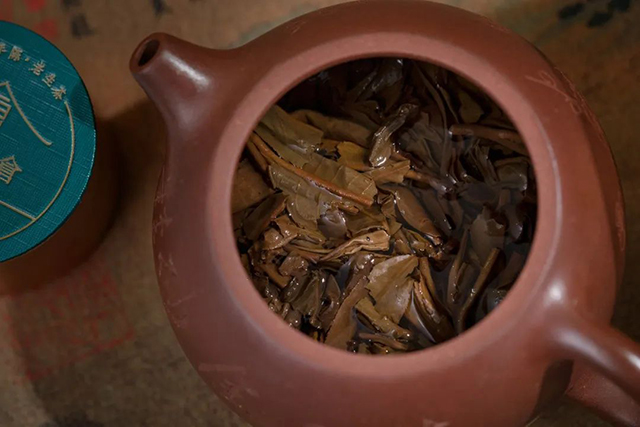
xmin=1 ymin=0 xmax=639 ymax=425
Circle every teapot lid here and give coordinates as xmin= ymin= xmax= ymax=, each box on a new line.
xmin=0 ymin=22 xmax=96 ymax=262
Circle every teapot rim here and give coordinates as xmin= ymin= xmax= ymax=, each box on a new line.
xmin=205 ymin=27 xmax=565 ymax=372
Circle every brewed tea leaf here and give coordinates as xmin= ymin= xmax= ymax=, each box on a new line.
xmin=260 ymin=104 xmax=323 ymax=150
xmin=269 ymin=164 xmax=355 ymax=213
xmin=303 ymin=152 xmax=378 ymax=204
xmin=359 ymin=332 xmax=409 ymax=351
xmin=388 ymin=186 xmax=443 ymax=245
xmin=345 ymin=206 xmax=390 ymax=237
xmin=232 ymin=159 xmax=273 ymax=213
xmin=318 ymin=209 xmax=348 ymax=239
xmin=470 ymin=208 xmax=505 ymax=264
xmin=369 ymin=104 xmax=417 ymax=167
xmin=255 ymin=126 xmax=309 ymax=167
xmin=366 ymin=255 xmax=418 ymax=299
xmin=457 ymin=89 xmax=484 ymax=124
xmin=413 ymin=271 xmax=455 ymax=342
xmin=279 ymin=252 xmax=310 ymax=277
xmin=321 ymin=230 xmax=390 ymax=261
xmin=235 ymin=56 xmax=536 ymax=355
xmin=364 ymin=160 xmax=411 ymax=185
xmin=243 ymin=193 xmax=288 ymax=241
xmin=337 ymin=141 xmax=371 ymax=171
xmin=286 ymin=192 xmax=320 ymax=230
xmin=355 ymin=298 xmax=412 ymax=340
xmin=325 ymin=274 xmax=368 ymax=350
xmin=456 ymin=247 xmax=501 ymax=333
xmin=293 ymin=109 xmax=373 ymax=147
xmin=374 ymin=277 xmax=413 ymax=323
xmin=319 ymin=275 xmax=342 ymax=330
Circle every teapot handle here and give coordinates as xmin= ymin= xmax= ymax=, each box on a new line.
xmin=554 ymin=317 xmax=640 ymax=425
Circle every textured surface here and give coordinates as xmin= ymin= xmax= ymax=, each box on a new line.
xmin=0 ymin=21 xmax=95 ymax=261
xmin=0 ymin=0 xmax=638 ymax=426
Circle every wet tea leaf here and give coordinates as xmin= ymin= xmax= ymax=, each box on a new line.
xmin=374 ymin=277 xmax=413 ymax=323
xmin=366 ymin=255 xmax=418 ymax=299
xmin=337 ymin=141 xmax=371 ymax=171
xmin=260 ymin=105 xmax=323 ymax=151
xmin=303 ymin=152 xmax=378 ymax=204
xmin=355 ymin=298 xmax=412 ymax=340
xmin=369 ymin=104 xmax=417 ymax=167
xmin=345 ymin=206 xmax=390 ymax=237
xmin=387 ymin=186 xmax=443 ymax=245
xmin=364 ymin=160 xmax=411 ymax=185
xmin=255 ymin=126 xmax=309 ymax=167
xmin=470 ymin=208 xmax=505 ymax=264
xmin=243 ymin=193 xmax=287 ymax=241
xmin=326 ymin=274 xmax=369 ymax=350
xmin=293 ymin=109 xmax=373 ymax=147
xmin=235 ymin=57 xmax=536 ymax=355
xmin=269 ymin=164 xmax=355 ymax=213
xmin=321 ymin=230 xmax=390 ymax=261
xmin=232 ymin=159 xmax=273 ymax=213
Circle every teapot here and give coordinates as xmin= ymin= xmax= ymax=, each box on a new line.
xmin=130 ymin=1 xmax=640 ymax=425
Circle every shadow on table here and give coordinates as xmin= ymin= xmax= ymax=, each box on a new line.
xmin=4 ymin=100 xmax=245 ymax=427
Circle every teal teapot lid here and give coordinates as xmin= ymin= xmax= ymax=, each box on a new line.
xmin=0 ymin=22 xmax=96 ymax=262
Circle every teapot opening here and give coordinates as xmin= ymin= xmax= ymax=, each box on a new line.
xmin=230 ymin=56 xmax=538 ymax=355
xmin=137 ymin=39 xmax=160 ymax=67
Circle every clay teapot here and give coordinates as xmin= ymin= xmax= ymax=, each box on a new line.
xmin=130 ymin=1 xmax=640 ymax=425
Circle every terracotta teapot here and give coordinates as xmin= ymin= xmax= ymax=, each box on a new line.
xmin=130 ymin=1 xmax=640 ymax=425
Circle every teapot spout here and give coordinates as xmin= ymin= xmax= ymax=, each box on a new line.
xmin=130 ymin=33 xmax=228 ymax=134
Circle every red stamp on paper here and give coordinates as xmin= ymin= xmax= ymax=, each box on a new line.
xmin=0 ymin=257 xmax=134 ymax=382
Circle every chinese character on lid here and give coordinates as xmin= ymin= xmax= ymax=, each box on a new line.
xmin=30 ymin=60 xmax=46 ymax=76
xmin=42 ymin=72 xmax=56 ymax=87
xmin=8 ymin=46 xmax=23 ymax=62
xmin=52 ymin=86 xmax=66 ymax=100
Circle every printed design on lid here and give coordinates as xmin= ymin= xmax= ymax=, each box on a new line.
xmin=0 ymin=22 xmax=95 ymax=262
xmin=0 ymin=155 xmax=22 ymax=184
xmin=0 ymin=81 xmax=75 ymax=239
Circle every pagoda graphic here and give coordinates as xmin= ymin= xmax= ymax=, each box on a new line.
xmin=0 ymin=155 xmax=21 ymax=184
